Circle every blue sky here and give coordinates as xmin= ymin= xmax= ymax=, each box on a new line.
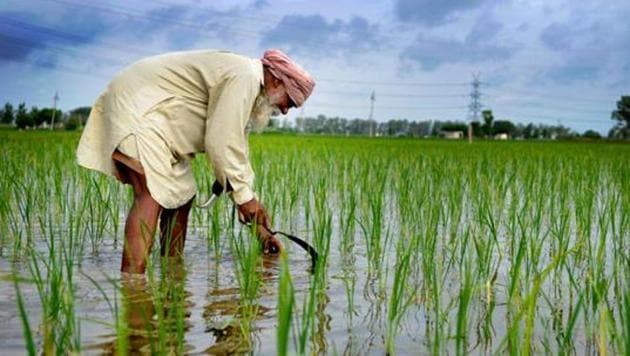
xmin=1 ymin=0 xmax=628 ymax=134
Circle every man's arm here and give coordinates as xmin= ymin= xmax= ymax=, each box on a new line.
xmin=204 ymin=74 xmax=258 ymax=205
xmin=204 ymin=73 xmax=282 ymax=254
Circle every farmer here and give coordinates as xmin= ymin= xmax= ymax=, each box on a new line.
xmin=76 ymin=49 xmax=315 ymax=273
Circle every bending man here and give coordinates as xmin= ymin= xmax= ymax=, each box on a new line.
xmin=76 ymin=49 xmax=315 ymax=273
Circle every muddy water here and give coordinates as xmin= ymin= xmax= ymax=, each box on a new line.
xmin=0 ymin=193 xmax=616 ymax=354
xmin=1 ymin=224 xmax=418 ymax=355
xmin=0 ymin=219 xmax=602 ymax=355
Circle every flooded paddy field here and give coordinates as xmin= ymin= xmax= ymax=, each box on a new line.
xmin=0 ymin=130 xmax=628 ymax=355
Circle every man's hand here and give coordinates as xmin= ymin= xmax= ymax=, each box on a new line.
xmin=257 ymin=225 xmax=284 ymax=255
xmin=238 ymin=198 xmax=284 ymax=254
xmin=238 ymin=198 xmax=271 ymax=228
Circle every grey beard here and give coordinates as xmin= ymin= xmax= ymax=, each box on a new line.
xmin=250 ymin=94 xmax=280 ymax=132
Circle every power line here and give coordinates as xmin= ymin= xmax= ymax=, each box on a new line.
xmin=499 ymin=113 xmax=612 ymax=124
xmin=0 ymin=34 xmax=123 ymax=77
xmin=309 ymin=103 xmax=467 ymax=110
xmin=143 ymin=0 xmax=287 ymax=26
xmin=43 ymin=0 xmax=262 ymax=38
xmin=484 ymin=86 xmax=614 ymax=104
xmin=318 ymin=78 xmax=468 ymax=86
xmin=500 ymin=104 xmax=608 ymax=115
xmin=0 ymin=16 xmax=155 ymax=58
xmin=0 ymin=36 xmax=616 ymax=124
xmin=316 ymin=89 xmax=467 ymax=99
xmin=0 ymin=11 xmax=618 ymax=130
xmin=40 ymin=0 xmax=355 ymax=55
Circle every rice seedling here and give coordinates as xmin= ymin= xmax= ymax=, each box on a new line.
xmin=0 ymin=131 xmax=628 ymax=355
xmin=276 ymin=253 xmax=294 ymax=356
xmin=385 ymin=231 xmax=416 ymax=355
xmin=12 ymin=273 xmax=36 ymax=356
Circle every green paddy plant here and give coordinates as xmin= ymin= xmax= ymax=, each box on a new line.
xmin=455 ymin=255 xmax=475 ymax=356
xmin=339 ymin=181 xmax=357 ymax=255
xmin=341 ymin=263 xmax=357 ymax=329
xmin=84 ymin=176 xmax=112 ymax=254
xmin=228 ymin=225 xmax=263 ymax=349
xmin=208 ymin=201 xmax=223 ymax=259
xmin=80 ymin=271 xmax=131 ymax=355
xmin=385 ymin=233 xmax=415 ymax=355
xmin=296 ymin=271 xmax=318 ymax=355
xmin=25 ymin=222 xmax=81 ymax=354
xmin=11 ymin=178 xmax=36 ymax=251
xmin=141 ymin=242 xmax=191 ymax=355
xmin=230 ymin=226 xmax=262 ymax=306
xmin=622 ymin=285 xmax=630 ymax=356
xmin=13 ymin=273 xmax=36 ymax=356
xmin=311 ymin=175 xmax=332 ymax=276
xmin=1 ymin=131 xmax=630 ymax=354
xmin=312 ymin=278 xmax=331 ymax=355
xmin=277 ymin=253 xmax=294 ymax=356
xmin=358 ymin=161 xmax=390 ymax=274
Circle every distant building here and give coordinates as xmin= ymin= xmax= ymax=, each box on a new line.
xmin=443 ymin=131 xmax=464 ymax=139
xmin=494 ymin=133 xmax=509 ymax=140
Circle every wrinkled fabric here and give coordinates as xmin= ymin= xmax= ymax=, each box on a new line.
xmin=77 ymin=50 xmax=263 ymax=208
xmin=261 ymin=49 xmax=315 ymax=107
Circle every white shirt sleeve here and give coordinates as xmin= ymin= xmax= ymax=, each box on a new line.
xmin=204 ymin=74 xmax=260 ymax=205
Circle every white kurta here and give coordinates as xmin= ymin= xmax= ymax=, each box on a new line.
xmin=76 ymin=50 xmax=263 ymax=208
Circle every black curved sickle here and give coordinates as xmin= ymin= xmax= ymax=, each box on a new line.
xmin=201 ymin=180 xmax=319 ymax=272
xmin=265 ymin=228 xmax=319 ymax=272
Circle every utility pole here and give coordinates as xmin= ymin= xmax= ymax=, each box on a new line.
xmin=467 ymin=74 xmax=482 ymax=142
xmin=50 ymin=91 xmax=59 ymax=130
xmin=368 ymin=90 xmax=375 ymax=137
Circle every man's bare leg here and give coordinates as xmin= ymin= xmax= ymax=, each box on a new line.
xmin=159 ymin=197 xmax=194 ymax=258
xmin=117 ymin=161 xmax=162 ymax=274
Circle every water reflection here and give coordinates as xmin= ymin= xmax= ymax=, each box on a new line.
xmin=83 ymin=253 xmax=328 ymax=355
xmin=202 ymin=255 xmax=279 ymax=355
xmin=90 ymin=260 xmax=192 ymax=355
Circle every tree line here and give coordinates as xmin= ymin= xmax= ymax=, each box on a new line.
xmin=268 ymin=95 xmax=629 ymax=140
xmin=0 ymin=102 xmax=90 ymax=130
xmin=268 ymin=114 xmax=587 ymax=139
xmin=1 ymin=95 xmax=628 ymax=139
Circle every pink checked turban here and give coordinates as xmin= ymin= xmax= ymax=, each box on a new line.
xmin=261 ymin=49 xmax=315 ymax=107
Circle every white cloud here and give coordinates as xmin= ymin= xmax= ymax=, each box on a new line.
xmin=0 ymin=0 xmax=627 ymax=134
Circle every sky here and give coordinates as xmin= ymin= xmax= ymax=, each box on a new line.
xmin=1 ymin=0 xmax=628 ymax=134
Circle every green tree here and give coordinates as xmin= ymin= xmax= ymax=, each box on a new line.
xmin=65 ymin=116 xmax=80 ymax=130
xmin=32 ymin=107 xmax=63 ymax=127
xmin=15 ymin=103 xmax=33 ymax=129
xmin=611 ymin=95 xmax=630 ymax=139
xmin=523 ymin=123 xmax=537 ymax=139
xmin=493 ymin=120 xmax=516 ymax=137
xmin=582 ymin=130 xmax=602 ymax=139
xmin=470 ymin=121 xmax=483 ymax=137
xmin=441 ymin=122 xmax=468 ymax=132
xmin=29 ymin=106 xmax=41 ymax=126
xmin=66 ymin=106 xmax=91 ymax=129
xmin=69 ymin=106 xmax=90 ymax=120
xmin=482 ymin=110 xmax=494 ymax=136
xmin=2 ymin=102 xmax=14 ymax=124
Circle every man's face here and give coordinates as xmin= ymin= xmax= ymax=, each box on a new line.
xmin=267 ymin=80 xmax=296 ymax=115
